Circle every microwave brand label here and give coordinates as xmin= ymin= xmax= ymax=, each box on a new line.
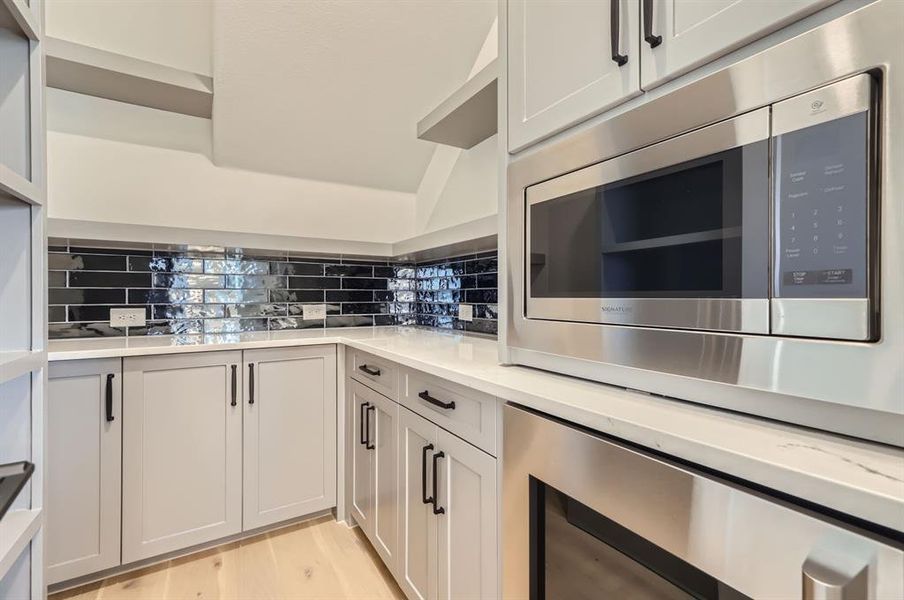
xmin=601 ymin=305 xmax=633 ymax=314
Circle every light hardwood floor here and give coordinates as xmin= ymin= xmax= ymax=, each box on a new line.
xmin=51 ymin=516 xmax=405 ymax=600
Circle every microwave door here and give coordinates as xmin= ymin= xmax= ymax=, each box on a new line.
xmin=526 ymin=108 xmax=770 ymax=334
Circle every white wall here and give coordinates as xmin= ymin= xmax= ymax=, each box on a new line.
xmin=414 ymin=19 xmax=499 ymax=236
xmin=46 ymin=90 xmax=415 ymax=244
xmin=46 ymin=0 xmax=213 ymax=75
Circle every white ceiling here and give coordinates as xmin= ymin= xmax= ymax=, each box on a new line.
xmin=211 ymin=0 xmax=496 ymax=194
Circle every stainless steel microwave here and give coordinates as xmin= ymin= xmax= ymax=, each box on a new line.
xmin=526 ymin=74 xmax=875 ymax=341
xmin=505 ymin=0 xmax=904 ymax=446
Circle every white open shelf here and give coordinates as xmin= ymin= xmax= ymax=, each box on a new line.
xmin=46 ymin=37 xmax=214 ymax=118
xmin=0 ymin=509 xmax=42 ymax=581
xmin=0 ymin=0 xmax=39 ymax=40
xmin=0 ymin=351 xmax=45 ymax=386
xmin=417 ymin=59 xmax=498 ymax=149
xmin=0 ymin=164 xmax=43 ymax=206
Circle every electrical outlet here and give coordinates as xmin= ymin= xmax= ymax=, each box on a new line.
xmin=458 ymin=303 xmax=473 ymax=322
xmin=302 ymin=304 xmax=327 ymax=321
xmin=110 ymin=308 xmax=146 ymax=327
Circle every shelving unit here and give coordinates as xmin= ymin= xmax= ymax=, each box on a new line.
xmin=45 ymin=37 xmax=214 ymax=118
xmin=417 ymin=59 xmax=498 ymax=149
xmin=0 ymin=0 xmax=47 ymax=596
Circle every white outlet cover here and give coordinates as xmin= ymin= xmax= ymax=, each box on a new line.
xmin=302 ymin=304 xmax=327 ymax=320
xmin=458 ymin=303 xmax=473 ymax=322
xmin=110 ymin=308 xmax=146 ymax=327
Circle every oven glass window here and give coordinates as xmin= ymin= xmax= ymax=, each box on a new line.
xmin=528 ymin=142 xmax=768 ymax=299
xmin=532 ymin=479 xmax=750 ymax=600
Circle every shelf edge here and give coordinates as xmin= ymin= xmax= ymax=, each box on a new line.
xmin=0 ymin=508 xmax=42 ymax=581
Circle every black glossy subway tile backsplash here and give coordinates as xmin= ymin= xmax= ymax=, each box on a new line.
xmin=48 ymin=243 xmax=498 ymax=338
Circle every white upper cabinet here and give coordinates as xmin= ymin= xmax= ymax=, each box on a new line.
xmin=243 ymin=346 xmax=337 ymax=531
xmin=507 ymin=0 xmax=642 ymax=152
xmin=47 ymin=359 xmax=122 ymax=585
xmin=122 ymin=351 xmax=243 ymax=563
xmin=640 ymin=0 xmax=836 ymax=89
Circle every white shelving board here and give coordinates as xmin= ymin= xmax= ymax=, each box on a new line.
xmin=0 ymin=0 xmax=39 ymax=40
xmin=417 ymin=59 xmax=498 ymax=149
xmin=0 ymin=509 xmax=42 ymax=581
xmin=46 ymin=37 xmax=214 ymax=118
xmin=0 ymin=351 xmax=46 ymax=387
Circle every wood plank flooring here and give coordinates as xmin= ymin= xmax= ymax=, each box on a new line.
xmin=51 ymin=516 xmax=405 ymax=600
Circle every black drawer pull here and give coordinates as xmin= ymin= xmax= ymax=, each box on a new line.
xmin=358 ymin=364 xmax=381 ymax=377
xmin=365 ymin=405 xmax=376 ymax=450
xmin=359 ymin=402 xmax=370 ymax=446
xmin=432 ymin=451 xmax=445 ymax=515
xmin=610 ymin=0 xmax=628 ymax=66
xmin=230 ymin=365 xmax=237 ymax=407
xmin=421 ymin=443 xmax=434 ymax=505
xmin=248 ymin=363 xmax=255 ymax=404
xmin=418 ymin=390 xmax=455 ymax=410
xmin=643 ymin=0 xmax=662 ymax=48
xmin=105 ymin=374 xmax=115 ymax=422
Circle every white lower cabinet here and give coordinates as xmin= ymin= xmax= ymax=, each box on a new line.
xmin=349 ymin=380 xmax=399 ymax=571
xmin=47 ymin=359 xmax=122 ymax=584
xmin=122 ymin=351 xmax=243 ymax=563
xmin=398 ymin=407 xmax=497 ymax=600
xmin=243 ymin=346 xmax=337 ymax=530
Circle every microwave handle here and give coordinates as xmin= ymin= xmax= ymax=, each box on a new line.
xmin=802 ymin=555 xmax=868 ymax=600
xmin=610 ymin=0 xmax=628 ymax=66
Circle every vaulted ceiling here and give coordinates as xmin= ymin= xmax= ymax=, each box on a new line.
xmin=211 ymin=1 xmax=496 ymax=194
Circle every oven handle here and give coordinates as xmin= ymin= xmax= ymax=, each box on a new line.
xmin=610 ymin=0 xmax=628 ymax=66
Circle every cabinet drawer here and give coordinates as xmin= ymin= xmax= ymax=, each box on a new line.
xmin=348 ymin=348 xmax=398 ymax=400
xmin=400 ymin=368 xmax=497 ymax=456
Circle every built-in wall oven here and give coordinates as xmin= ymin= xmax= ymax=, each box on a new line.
xmin=505 ymin=0 xmax=904 ymax=446
xmin=503 ymin=405 xmax=904 ymax=600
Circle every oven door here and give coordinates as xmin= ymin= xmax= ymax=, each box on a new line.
xmin=526 ymin=108 xmax=770 ymax=333
xmin=503 ymin=404 xmax=904 ymax=600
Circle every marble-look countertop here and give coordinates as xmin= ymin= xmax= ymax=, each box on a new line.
xmin=49 ymin=327 xmax=904 ymax=533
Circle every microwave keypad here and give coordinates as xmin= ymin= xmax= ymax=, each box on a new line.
xmin=774 ymin=112 xmax=868 ymax=299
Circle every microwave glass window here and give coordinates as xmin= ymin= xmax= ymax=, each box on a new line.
xmin=529 ymin=142 xmax=768 ymax=299
xmin=774 ymin=112 xmax=869 ymax=299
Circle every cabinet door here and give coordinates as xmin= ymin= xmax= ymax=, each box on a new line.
xmin=122 ymin=351 xmax=243 ymax=563
xmin=398 ymin=408 xmax=438 ymax=600
xmin=435 ymin=428 xmax=497 ymax=600
xmin=47 ymin=359 xmax=122 ymax=584
xmin=368 ymin=390 xmax=399 ymax=573
xmin=507 ymin=0 xmax=641 ymax=152
xmin=349 ymin=381 xmax=373 ymax=536
xmin=640 ymin=0 xmax=835 ymax=89
xmin=243 ymin=346 xmax=337 ymax=531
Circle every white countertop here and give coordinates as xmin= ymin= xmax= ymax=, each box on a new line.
xmin=49 ymin=327 xmax=904 ymax=533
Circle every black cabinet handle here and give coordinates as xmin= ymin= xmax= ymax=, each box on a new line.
xmin=418 ymin=390 xmax=455 ymax=410
xmin=421 ymin=443 xmax=434 ymax=505
xmin=230 ymin=365 xmax=237 ymax=407
xmin=358 ymin=364 xmax=381 ymax=377
xmin=248 ymin=363 xmax=255 ymax=405
xmin=643 ymin=0 xmax=662 ymax=47
xmin=365 ymin=405 xmax=376 ymax=450
xmin=359 ymin=402 xmax=370 ymax=446
xmin=431 ymin=451 xmax=445 ymax=515
xmin=105 ymin=374 xmax=115 ymax=422
xmin=610 ymin=0 xmax=628 ymax=66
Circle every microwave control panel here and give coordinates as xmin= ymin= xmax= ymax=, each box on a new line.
xmin=772 ymin=74 xmax=873 ymax=303
xmin=774 ymin=111 xmax=869 ymax=299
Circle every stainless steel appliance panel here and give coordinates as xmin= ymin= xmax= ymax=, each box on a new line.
xmin=503 ymin=404 xmax=904 ymax=599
